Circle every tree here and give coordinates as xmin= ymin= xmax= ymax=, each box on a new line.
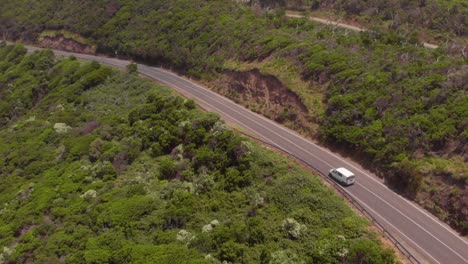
xmin=159 ymin=156 xmax=177 ymax=180
xmin=217 ymin=241 xmax=246 ymax=263
xmin=347 ymin=239 xmax=395 ymax=264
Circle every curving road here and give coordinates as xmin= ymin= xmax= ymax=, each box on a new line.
xmin=17 ymin=43 xmax=468 ymax=264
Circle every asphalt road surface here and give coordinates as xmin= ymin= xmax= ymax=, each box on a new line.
xmin=17 ymin=43 xmax=468 ymax=264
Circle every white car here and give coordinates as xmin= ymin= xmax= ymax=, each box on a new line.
xmin=329 ymin=167 xmax=355 ymax=186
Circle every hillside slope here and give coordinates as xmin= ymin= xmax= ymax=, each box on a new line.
xmin=0 ymin=0 xmax=466 ymax=233
xmin=0 ymin=43 xmax=396 ymax=263
xmin=258 ymin=0 xmax=467 ymax=52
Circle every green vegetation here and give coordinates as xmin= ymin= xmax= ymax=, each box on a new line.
xmin=39 ymin=30 xmax=96 ymax=47
xmin=264 ymin=0 xmax=467 ymax=46
xmin=0 ymin=0 xmax=466 ymax=233
xmin=0 ymin=44 xmax=396 ymax=263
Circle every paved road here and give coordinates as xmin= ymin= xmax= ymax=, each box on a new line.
xmin=285 ymin=13 xmax=440 ymax=49
xmin=16 ymin=43 xmax=468 ymax=264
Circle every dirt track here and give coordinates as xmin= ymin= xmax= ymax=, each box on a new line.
xmin=285 ymin=12 xmax=440 ymax=49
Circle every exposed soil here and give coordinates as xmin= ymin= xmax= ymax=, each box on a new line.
xmin=38 ymin=36 xmax=96 ymax=54
xmin=321 ymin=135 xmax=468 ymax=234
xmin=417 ymin=177 xmax=468 ymax=235
xmin=209 ymin=69 xmax=313 ymax=134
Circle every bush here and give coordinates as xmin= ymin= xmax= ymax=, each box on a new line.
xmin=0 ymin=44 xmax=395 ymax=262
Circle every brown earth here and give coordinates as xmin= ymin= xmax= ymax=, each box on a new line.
xmin=417 ymin=176 xmax=468 ymax=235
xmin=38 ymin=36 xmax=96 ymax=54
xmin=209 ymin=69 xmax=313 ymax=134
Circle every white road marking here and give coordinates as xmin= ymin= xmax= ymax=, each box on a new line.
xmin=146 ymin=67 xmax=468 ymax=261
xmin=58 ymin=48 xmax=468 ymax=249
xmin=17 ymin=42 xmax=466 ymax=261
xmin=356 ymin=182 xmax=468 ymax=263
xmin=157 ymin=66 xmax=468 ymax=247
xmin=347 ymin=191 xmax=442 ymax=264
xmin=299 ymin=140 xmax=468 ymax=244
xmin=147 ymin=69 xmax=336 ymax=170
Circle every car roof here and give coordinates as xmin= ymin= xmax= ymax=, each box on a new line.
xmin=336 ymin=167 xmax=355 ymax=177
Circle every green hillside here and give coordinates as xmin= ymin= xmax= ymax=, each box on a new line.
xmin=0 ymin=44 xmax=396 ymax=263
xmin=0 ymin=0 xmax=466 ymax=233
xmin=261 ymin=0 xmax=467 ymax=46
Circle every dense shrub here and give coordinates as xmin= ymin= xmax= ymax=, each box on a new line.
xmin=0 ymin=44 xmax=395 ymax=263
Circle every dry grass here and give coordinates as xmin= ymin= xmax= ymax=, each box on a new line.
xmin=223 ymin=56 xmax=325 ymax=127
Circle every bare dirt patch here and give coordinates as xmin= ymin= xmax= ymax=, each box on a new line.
xmin=39 ymin=36 xmax=96 ymax=54
xmin=209 ymin=69 xmax=315 ymax=135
